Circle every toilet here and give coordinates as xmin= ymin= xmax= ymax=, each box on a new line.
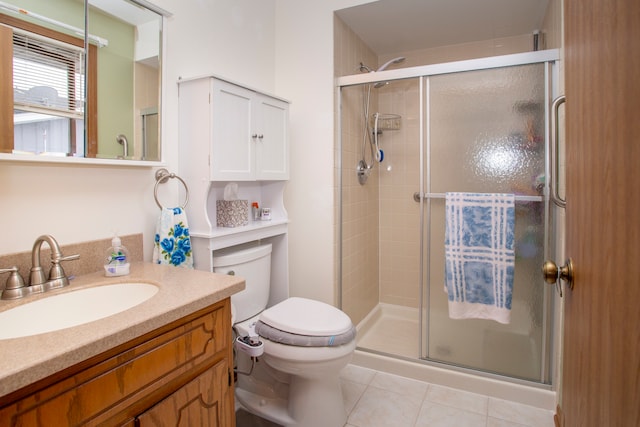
xmin=213 ymin=243 xmax=356 ymax=427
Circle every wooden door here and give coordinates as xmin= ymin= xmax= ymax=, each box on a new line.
xmin=561 ymin=0 xmax=640 ymax=425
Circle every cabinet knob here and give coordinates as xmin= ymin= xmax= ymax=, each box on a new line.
xmin=257 ymin=134 xmax=264 ymax=139
xmin=252 ymin=134 xmax=258 ymax=139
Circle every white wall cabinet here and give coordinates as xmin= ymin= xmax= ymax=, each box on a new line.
xmin=178 ymin=75 xmax=291 ymax=237
xmin=212 ymin=80 xmax=289 ymax=180
xmin=180 ymin=77 xmax=289 ymax=182
xmin=178 ymin=76 xmax=290 ymax=307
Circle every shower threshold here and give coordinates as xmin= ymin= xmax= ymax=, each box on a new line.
xmin=356 ymin=304 xmax=550 ymax=381
xmin=353 ymin=304 xmax=555 ymax=410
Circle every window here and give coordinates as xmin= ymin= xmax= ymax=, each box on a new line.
xmin=0 ymin=13 xmax=96 ymax=155
xmin=13 ymin=31 xmax=85 ymax=118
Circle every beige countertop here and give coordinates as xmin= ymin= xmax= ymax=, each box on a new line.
xmin=0 ymin=262 xmax=245 ymax=398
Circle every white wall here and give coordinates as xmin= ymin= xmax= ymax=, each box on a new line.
xmin=273 ymin=0 xmax=372 ymax=304
xmin=0 ymin=163 xmax=157 ymax=255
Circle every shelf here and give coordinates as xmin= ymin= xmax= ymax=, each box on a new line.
xmin=191 ymin=219 xmax=289 ymax=250
xmin=0 ymin=153 xmax=164 ymax=167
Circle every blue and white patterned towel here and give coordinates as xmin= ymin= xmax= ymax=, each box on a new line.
xmin=444 ymin=193 xmax=515 ymax=324
xmin=153 ymin=207 xmax=194 ymax=269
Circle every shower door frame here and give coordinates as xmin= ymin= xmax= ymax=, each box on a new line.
xmin=337 ymin=49 xmax=561 ymax=386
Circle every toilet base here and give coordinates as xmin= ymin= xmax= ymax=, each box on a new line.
xmin=236 ymin=374 xmax=347 ymax=427
xmin=236 ymin=388 xmax=295 ymax=426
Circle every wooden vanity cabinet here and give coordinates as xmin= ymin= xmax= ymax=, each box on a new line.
xmin=0 ymin=298 xmax=235 ymax=427
xmin=136 ymin=358 xmax=231 ymax=426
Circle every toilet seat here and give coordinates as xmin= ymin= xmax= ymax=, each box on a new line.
xmin=256 ymin=297 xmax=356 ymax=347
xmin=259 ymin=297 xmax=354 ymax=336
xmin=255 ymin=319 xmax=356 ymax=347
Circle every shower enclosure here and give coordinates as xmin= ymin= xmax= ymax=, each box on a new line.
xmin=337 ymin=50 xmax=560 ymax=385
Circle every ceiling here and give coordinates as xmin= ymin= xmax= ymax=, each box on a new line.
xmin=335 ymin=0 xmax=550 ymax=55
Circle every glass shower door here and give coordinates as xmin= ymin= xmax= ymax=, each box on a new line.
xmin=423 ymin=63 xmax=551 ymax=382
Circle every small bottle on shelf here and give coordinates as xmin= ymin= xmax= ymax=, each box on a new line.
xmin=252 ymin=202 xmax=260 ymax=221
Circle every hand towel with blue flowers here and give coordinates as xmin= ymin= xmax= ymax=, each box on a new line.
xmin=153 ymin=207 xmax=194 ymax=268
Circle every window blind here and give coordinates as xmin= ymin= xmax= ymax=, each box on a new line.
xmin=12 ymin=31 xmax=84 ymax=119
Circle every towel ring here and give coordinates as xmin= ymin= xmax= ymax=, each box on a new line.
xmin=154 ymin=168 xmax=189 ymax=209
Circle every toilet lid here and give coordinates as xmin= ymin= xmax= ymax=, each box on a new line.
xmin=259 ymin=297 xmax=354 ymax=336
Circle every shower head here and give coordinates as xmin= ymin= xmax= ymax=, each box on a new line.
xmin=376 ymin=56 xmax=406 ymax=72
xmin=359 ymin=57 xmax=406 ymax=75
xmin=372 ymin=57 xmax=406 ymax=88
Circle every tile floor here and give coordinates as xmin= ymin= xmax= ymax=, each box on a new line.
xmin=237 ymin=363 xmax=556 ymax=427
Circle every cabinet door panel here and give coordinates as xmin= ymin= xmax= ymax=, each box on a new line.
xmin=136 ymin=359 xmax=234 ymax=427
xmin=255 ymin=95 xmax=289 ymax=180
xmin=211 ymin=80 xmax=254 ymax=180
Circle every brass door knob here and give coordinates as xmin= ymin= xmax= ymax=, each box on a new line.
xmin=542 ymin=258 xmax=574 ymax=290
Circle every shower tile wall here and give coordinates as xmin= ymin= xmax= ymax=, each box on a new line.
xmin=377 ymin=80 xmax=421 ymax=308
xmin=335 ymin=16 xmax=380 ymax=325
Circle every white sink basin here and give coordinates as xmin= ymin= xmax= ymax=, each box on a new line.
xmin=0 ymin=282 xmax=159 ymax=339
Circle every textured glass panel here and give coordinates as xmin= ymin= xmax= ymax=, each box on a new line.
xmin=429 ymin=64 xmax=546 ymax=196
xmin=426 ymin=64 xmax=548 ymax=382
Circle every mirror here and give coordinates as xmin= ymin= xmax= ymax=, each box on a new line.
xmin=0 ymin=0 xmax=168 ymax=162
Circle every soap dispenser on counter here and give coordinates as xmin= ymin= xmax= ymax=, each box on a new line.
xmin=104 ymin=235 xmax=130 ymax=277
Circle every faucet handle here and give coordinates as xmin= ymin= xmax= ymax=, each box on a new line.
xmin=53 ymin=253 xmax=80 ymax=264
xmin=48 ymin=253 xmax=80 ymax=289
xmin=0 ymin=266 xmax=28 ymax=300
xmin=0 ymin=266 xmax=25 ymax=289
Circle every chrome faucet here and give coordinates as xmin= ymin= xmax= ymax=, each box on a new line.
xmin=0 ymin=235 xmax=79 ymax=300
xmin=29 ymin=235 xmax=80 ymax=291
xmin=116 ymin=134 xmax=129 ymax=159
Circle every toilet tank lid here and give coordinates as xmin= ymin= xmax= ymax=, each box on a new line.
xmin=212 ymin=243 xmax=272 ymax=267
xmin=259 ymin=297 xmax=354 ymax=336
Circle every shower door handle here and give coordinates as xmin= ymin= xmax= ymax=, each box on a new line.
xmin=550 ymin=95 xmax=566 ymax=208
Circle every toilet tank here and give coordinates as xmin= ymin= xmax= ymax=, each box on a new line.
xmin=213 ymin=243 xmax=272 ymax=323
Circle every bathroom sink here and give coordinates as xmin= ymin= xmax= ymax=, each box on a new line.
xmin=0 ymin=282 xmax=159 ymax=339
